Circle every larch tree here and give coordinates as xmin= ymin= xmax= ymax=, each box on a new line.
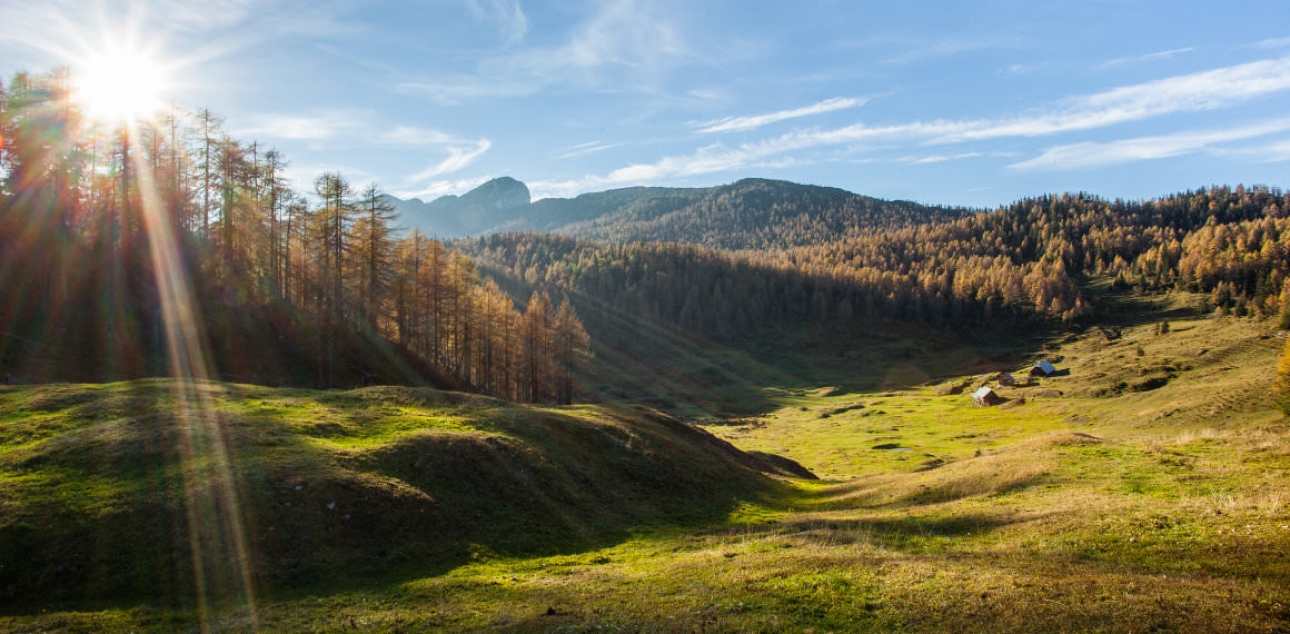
xmin=313 ymin=171 xmax=354 ymax=386
xmin=553 ymin=297 xmax=590 ymax=405
xmin=350 ymin=183 xmax=398 ymax=331
xmin=192 ymin=108 xmax=222 ymax=236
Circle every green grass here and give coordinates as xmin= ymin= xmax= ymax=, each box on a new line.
xmin=2 ymin=292 xmax=1289 ymax=632
xmin=0 ymin=381 xmax=779 ymax=614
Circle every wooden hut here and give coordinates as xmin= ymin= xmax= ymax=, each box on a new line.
xmin=990 ymin=371 xmax=1017 ymax=387
xmin=1029 ymin=360 xmax=1056 ymax=377
xmin=972 ymin=386 xmax=1001 ymax=407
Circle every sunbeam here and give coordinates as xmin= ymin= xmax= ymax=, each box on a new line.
xmin=129 ymin=124 xmax=260 ymax=628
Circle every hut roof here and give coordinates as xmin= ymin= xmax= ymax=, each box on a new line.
xmin=972 ymin=386 xmax=996 ymax=400
xmin=1032 ymin=360 xmax=1056 ymax=375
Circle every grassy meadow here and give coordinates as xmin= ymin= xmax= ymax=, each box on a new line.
xmin=1 ymin=292 xmax=1288 ymax=632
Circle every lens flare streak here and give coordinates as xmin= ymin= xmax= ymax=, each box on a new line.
xmin=131 ymin=130 xmax=259 ymax=630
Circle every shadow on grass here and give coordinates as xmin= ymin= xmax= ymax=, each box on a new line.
xmin=1087 ymin=289 xmax=1205 ymax=331
xmin=707 ymin=508 xmax=1046 ymax=554
xmin=0 ymin=380 xmax=781 ymax=616
xmin=584 ymin=315 xmax=1065 ymax=421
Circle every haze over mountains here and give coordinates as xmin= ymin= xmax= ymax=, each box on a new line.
xmin=387 ymin=177 xmax=971 ymax=249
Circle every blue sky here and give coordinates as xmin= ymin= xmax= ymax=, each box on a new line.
xmin=3 ymin=0 xmax=1290 ymax=207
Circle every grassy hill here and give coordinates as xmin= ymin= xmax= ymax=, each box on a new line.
xmin=0 ymin=382 xmax=783 ymax=610
xmin=2 ymin=290 xmax=1287 ymax=632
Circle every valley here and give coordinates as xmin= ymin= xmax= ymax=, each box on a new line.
xmin=3 ymin=285 xmax=1287 ymax=632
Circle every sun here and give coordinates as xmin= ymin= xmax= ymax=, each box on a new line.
xmin=73 ymin=44 xmax=166 ymax=125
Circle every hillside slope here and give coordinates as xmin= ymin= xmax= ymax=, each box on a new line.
xmin=392 ymin=178 xmax=968 ymax=248
xmin=0 ymin=382 xmax=787 ymax=605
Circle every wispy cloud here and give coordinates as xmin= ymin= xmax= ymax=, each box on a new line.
xmin=1249 ymin=36 xmax=1290 ymax=50
xmin=1213 ymin=138 xmax=1290 ymax=162
xmin=235 ymin=118 xmax=491 ymax=184
xmin=235 ymin=110 xmax=365 ymax=141
xmin=1099 ymin=47 xmax=1194 ymax=69
xmin=881 ymin=37 xmax=1015 ymax=65
xmin=407 ymin=140 xmax=493 ymax=182
xmin=1002 ymin=61 xmax=1051 ymax=76
xmin=693 ymin=97 xmax=868 ymax=134
xmin=908 ymin=152 xmax=986 ymax=164
xmin=283 ymin=162 xmax=375 ymax=194
xmin=377 ymin=126 xmax=468 ymax=146
xmin=1009 ymin=120 xmax=1290 ymax=170
xmin=394 ymin=176 xmax=494 ymax=201
xmin=466 ymin=0 xmax=528 ymax=46
xmin=931 ymin=55 xmax=1290 ymax=142
xmin=398 ymin=0 xmax=700 ymax=103
xmin=535 ymin=56 xmax=1290 ymax=195
xmin=554 ymin=141 xmax=621 ymax=160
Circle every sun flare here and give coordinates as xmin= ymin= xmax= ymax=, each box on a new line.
xmin=73 ymin=45 xmax=166 ymax=124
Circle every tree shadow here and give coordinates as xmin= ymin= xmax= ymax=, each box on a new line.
xmin=0 ymin=381 xmax=782 ymax=615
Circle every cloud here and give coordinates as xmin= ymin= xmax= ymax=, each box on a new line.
xmin=233 ymin=116 xmax=491 ymax=185
xmin=529 ymin=140 xmax=816 ymax=197
xmin=822 ymin=55 xmax=1290 ymax=145
xmin=393 ymin=176 xmax=494 ymax=201
xmin=407 ymin=140 xmax=493 ymax=182
xmin=909 ymin=152 xmax=985 ymax=164
xmin=1099 ymin=47 xmax=1194 ymax=69
xmin=466 ymin=0 xmax=528 ymax=46
xmin=377 ymin=126 xmax=468 ymax=146
xmin=554 ymin=141 xmax=621 ymax=159
xmin=235 ymin=110 xmax=365 ymax=141
xmin=1249 ymin=37 xmax=1290 ymax=50
xmin=395 ymin=74 xmax=541 ymax=104
xmin=1009 ymin=120 xmax=1290 ymax=170
xmin=283 ymin=162 xmax=375 ymax=196
xmin=1214 ymin=138 xmax=1290 ymax=162
xmin=398 ymin=0 xmax=698 ymax=103
xmin=881 ymin=38 xmax=1014 ymax=65
xmin=1002 ymin=61 xmax=1050 ymax=75
xmin=693 ymin=97 xmax=868 ymax=134
xmin=377 ymin=126 xmax=493 ymax=182
xmin=534 ymin=56 xmax=1290 ymax=196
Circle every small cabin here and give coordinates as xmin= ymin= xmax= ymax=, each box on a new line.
xmin=1029 ymin=360 xmax=1056 ymax=377
xmin=972 ymin=386 xmax=1001 ymax=407
xmin=991 ymin=371 xmax=1017 ymax=387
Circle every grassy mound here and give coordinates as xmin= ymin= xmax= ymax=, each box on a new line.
xmin=0 ymin=381 xmax=779 ymax=605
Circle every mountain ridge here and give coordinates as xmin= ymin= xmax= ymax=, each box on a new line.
xmin=388 ymin=177 xmax=973 ymax=250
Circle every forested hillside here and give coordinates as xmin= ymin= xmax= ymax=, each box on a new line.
xmin=465 ymin=186 xmax=1290 ymax=343
xmin=391 ymin=177 xmax=969 ymax=248
xmin=557 ymin=178 xmax=970 ymax=251
xmin=0 ymin=69 xmax=587 ymax=402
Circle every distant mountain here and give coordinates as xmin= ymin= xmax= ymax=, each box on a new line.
xmin=389 ymin=177 xmax=972 ymax=249
xmin=386 ymin=176 xmax=532 ymax=238
xmin=555 ymin=178 xmax=971 ymax=251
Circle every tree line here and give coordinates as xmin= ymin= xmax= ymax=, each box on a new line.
xmin=0 ymin=68 xmax=588 ymax=402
